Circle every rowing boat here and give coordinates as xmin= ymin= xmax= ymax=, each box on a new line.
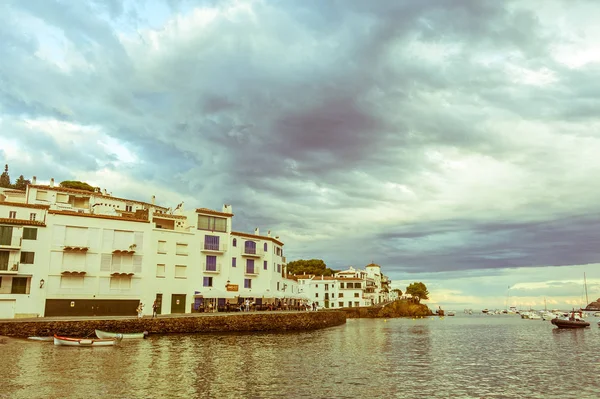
xmin=95 ymin=329 xmax=148 ymax=339
xmin=53 ymin=334 xmax=122 ymax=346
xmin=28 ymin=336 xmax=54 ymax=341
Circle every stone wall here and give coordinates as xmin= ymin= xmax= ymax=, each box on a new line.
xmin=0 ymin=311 xmax=346 ymax=338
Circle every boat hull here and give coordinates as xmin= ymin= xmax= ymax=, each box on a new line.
xmin=28 ymin=336 xmax=54 ymax=341
xmin=550 ymin=319 xmax=590 ymax=329
xmin=53 ymin=335 xmax=122 ymax=346
xmin=95 ymin=329 xmax=147 ymax=339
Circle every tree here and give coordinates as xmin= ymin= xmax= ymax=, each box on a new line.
xmin=286 ymin=259 xmax=338 ymax=276
xmin=405 ymin=282 xmax=429 ymax=303
xmin=392 ymin=288 xmax=403 ymax=296
xmin=59 ymin=180 xmax=97 ymax=192
xmin=0 ymin=164 xmax=10 ymax=188
xmin=12 ymin=175 xmax=30 ymax=190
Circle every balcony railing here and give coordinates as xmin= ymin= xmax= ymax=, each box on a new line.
xmin=0 ymin=262 xmax=19 ymax=274
xmin=203 ymin=262 xmax=222 ymax=273
xmin=0 ymin=237 xmax=21 ymax=250
xmin=61 ymin=265 xmax=87 ymax=273
xmin=242 ymin=248 xmax=264 ymax=258
xmin=201 ymin=243 xmax=227 ymax=253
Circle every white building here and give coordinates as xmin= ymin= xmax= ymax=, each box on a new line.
xmin=0 ymin=178 xmax=293 ymax=318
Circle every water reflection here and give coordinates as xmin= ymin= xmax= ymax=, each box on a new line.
xmin=3 ymin=317 xmax=600 ymax=398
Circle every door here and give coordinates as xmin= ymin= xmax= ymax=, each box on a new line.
xmin=0 ymin=251 xmax=9 ymax=270
xmin=155 ymin=293 xmax=163 ymax=315
xmin=0 ymin=226 xmax=13 ymax=245
xmin=171 ymin=294 xmax=186 ymax=314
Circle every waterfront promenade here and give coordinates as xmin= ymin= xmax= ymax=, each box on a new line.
xmin=0 ymin=309 xmax=347 ymax=337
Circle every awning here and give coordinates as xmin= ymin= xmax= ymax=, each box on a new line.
xmin=194 ymin=289 xmax=239 ymax=299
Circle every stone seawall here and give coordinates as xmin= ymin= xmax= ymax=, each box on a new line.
xmin=0 ymin=311 xmax=346 ymax=338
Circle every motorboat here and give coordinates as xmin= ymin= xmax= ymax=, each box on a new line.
xmin=54 ymin=335 xmax=123 ymax=347
xmin=446 ymin=311 xmax=456 ymax=316
xmin=95 ymin=329 xmax=148 ymax=339
xmin=550 ymin=311 xmax=590 ymax=329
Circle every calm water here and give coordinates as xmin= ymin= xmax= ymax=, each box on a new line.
xmin=2 ymin=314 xmax=600 ymax=399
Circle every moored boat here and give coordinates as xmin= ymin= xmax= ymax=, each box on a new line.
xmin=54 ymin=335 xmax=123 ymax=346
xmin=95 ymin=329 xmax=148 ymax=339
xmin=27 ymin=336 xmax=54 ymax=341
xmin=446 ymin=311 xmax=455 ymax=316
xmin=550 ymin=311 xmax=590 ymax=329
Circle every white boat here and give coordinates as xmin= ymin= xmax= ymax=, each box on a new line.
xmin=95 ymin=329 xmax=148 ymax=339
xmin=54 ymin=335 xmax=122 ymax=347
xmin=594 ymin=312 xmax=600 ymax=317
xmin=446 ymin=311 xmax=456 ymax=316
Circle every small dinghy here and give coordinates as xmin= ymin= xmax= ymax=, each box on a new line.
xmin=54 ymin=334 xmax=123 ymax=347
xmin=95 ymin=329 xmax=148 ymax=339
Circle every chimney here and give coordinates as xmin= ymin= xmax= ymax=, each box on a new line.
xmin=275 ymin=236 xmax=279 ymax=240
xmin=222 ymin=204 xmax=232 ymax=214
xmin=50 ymin=178 xmax=54 ymax=187
xmin=32 ymin=176 xmax=37 ymax=185
xmin=255 ymin=227 xmax=259 ymax=235
xmin=151 ymin=195 xmax=155 ymax=205
xmin=103 ymin=189 xmax=107 ymax=195
xmin=268 ymin=230 xmax=271 ymax=237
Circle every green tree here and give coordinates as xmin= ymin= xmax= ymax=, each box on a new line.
xmin=59 ymin=180 xmax=97 ymax=192
xmin=12 ymin=175 xmax=31 ymax=190
xmin=405 ymin=282 xmax=429 ymax=303
xmin=286 ymin=259 xmax=338 ymax=276
xmin=392 ymin=288 xmax=403 ymax=296
xmin=0 ymin=164 xmax=10 ymax=188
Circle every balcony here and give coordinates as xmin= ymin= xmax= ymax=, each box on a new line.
xmin=63 ymin=245 xmax=89 ymax=252
xmin=242 ymin=248 xmax=264 ymax=258
xmin=203 ymin=262 xmax=222 ymax=273
xmin=244 ymin=266 xmax=260 ymax=276
xmin=0 ymin=236 xmax=21 ymax=250
xmin=61 ymin=264 xmax=87 ymax=274
xmin=201 ymin=243 xmax=228 ymax=253
xmin=112 ymin=244 xmax=137 ymax=254
xmin=0 ymin=262 xmax=19 ymax=274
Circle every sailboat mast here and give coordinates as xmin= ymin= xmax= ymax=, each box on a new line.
xmin=584 ymin=272 xmax=589 ymax=307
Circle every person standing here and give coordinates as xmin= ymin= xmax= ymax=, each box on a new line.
xmin=137 ymin=303 xmax=144 ymax=319
xmin=152 ymin=300 xmax=158 ymax=318
xmin=245 ymin=299 xmax=250 ymax=312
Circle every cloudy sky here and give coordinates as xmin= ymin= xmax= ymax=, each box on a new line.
xmin=2 ymin=0 xmax=600 ymax=310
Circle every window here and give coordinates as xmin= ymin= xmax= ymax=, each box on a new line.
xmin=204 ymin=235 xmax=220 ymax=250
xmin=125 ymin=204 xmax=133 ymax=212
xmin=232 ymin=238 xmax=237 ymax=247
xmin=197 ymin=215 xmax=227 ymax=232
xmin=315 ymin=293 xmax=319 ymax=298
xmin=340 ymin=282 xmax=344 ymax=289
xmin=176 ymin=243 xmax=188 ymax=256
xmin=29 ymin=213 xmax=36 ymax=221
xmin=156 ymin=264 xmax=165 ymax=277
xmin=110 ymin=275 xmax=131 ymax=289
xmin=11 ymin=277 xmax=28 ymax=294
xmin=277 ymin=264 xmax=281 ymax=273
xmin=20 ymin=252 xmax=35 ymax=264
xmin=339 ymin=293 xmax=344 ymax=298
xmin=203 ymin=276 xmax=213 ymax=287
xmin=263 ymin=243 xmax=267 ymax=251
xmin=246 ymin=259 xmax=255 ymax=274
xmin=175 ymin=265 xmax=187 ymax=278
xmin=277 ymin=282 xmax=280 ymax=290
xmin=56 ymin=193 xmax=68 ymax=203
xmin=244 ymin=278 xmax=252 ymax=289
xmin=157 ymin=240 xmax=167 ymax=254
xmin=263 ymin=260 xmax=267 ymax=270
xmin=23 ymin=228 xmax=37 ymax=240
xmin=339 ymin=302 xmax=344 ymax=307
xmin=0 ymin=226 xmax=13 ymax=245
xmin=9 ymin=211 xmax=16 ymax=219
xmin=244 ymin=241 xmax=256 ymax=255
xmin=354 ymin=293 xmax=360 ymax=298
xmin=36 ymin=190 xmax=48 ymax=201
xmin=325 ymin=284 xmax=329 ymax=291
xmin=232 ymin=257 xmax=236 ymax=267
xmin=206 ymin=255 xmax=217 ymax=272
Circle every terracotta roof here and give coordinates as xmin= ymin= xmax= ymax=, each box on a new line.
xmin=0 ymin=201 xmax=50 ymax=210
xmin=231 ymin=231 xmax=284 ymax=246
xmin=0 ymin=218 xmax=46 ymax=227
xmin=196 ymin=208 xmax=234 ymax=217
xmin=48 ymin=210 xmax=150 ymax=223
xmin=293 ymin=275 xmax=362 ymax=281
xmin=28 ymin=185 xmax=168 ymax=210
xmin=366 ymin=263 xmax=380 ymax=268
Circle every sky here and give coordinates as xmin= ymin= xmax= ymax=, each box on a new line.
xmin=1 ymin=0 xmax=600 ymax=311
